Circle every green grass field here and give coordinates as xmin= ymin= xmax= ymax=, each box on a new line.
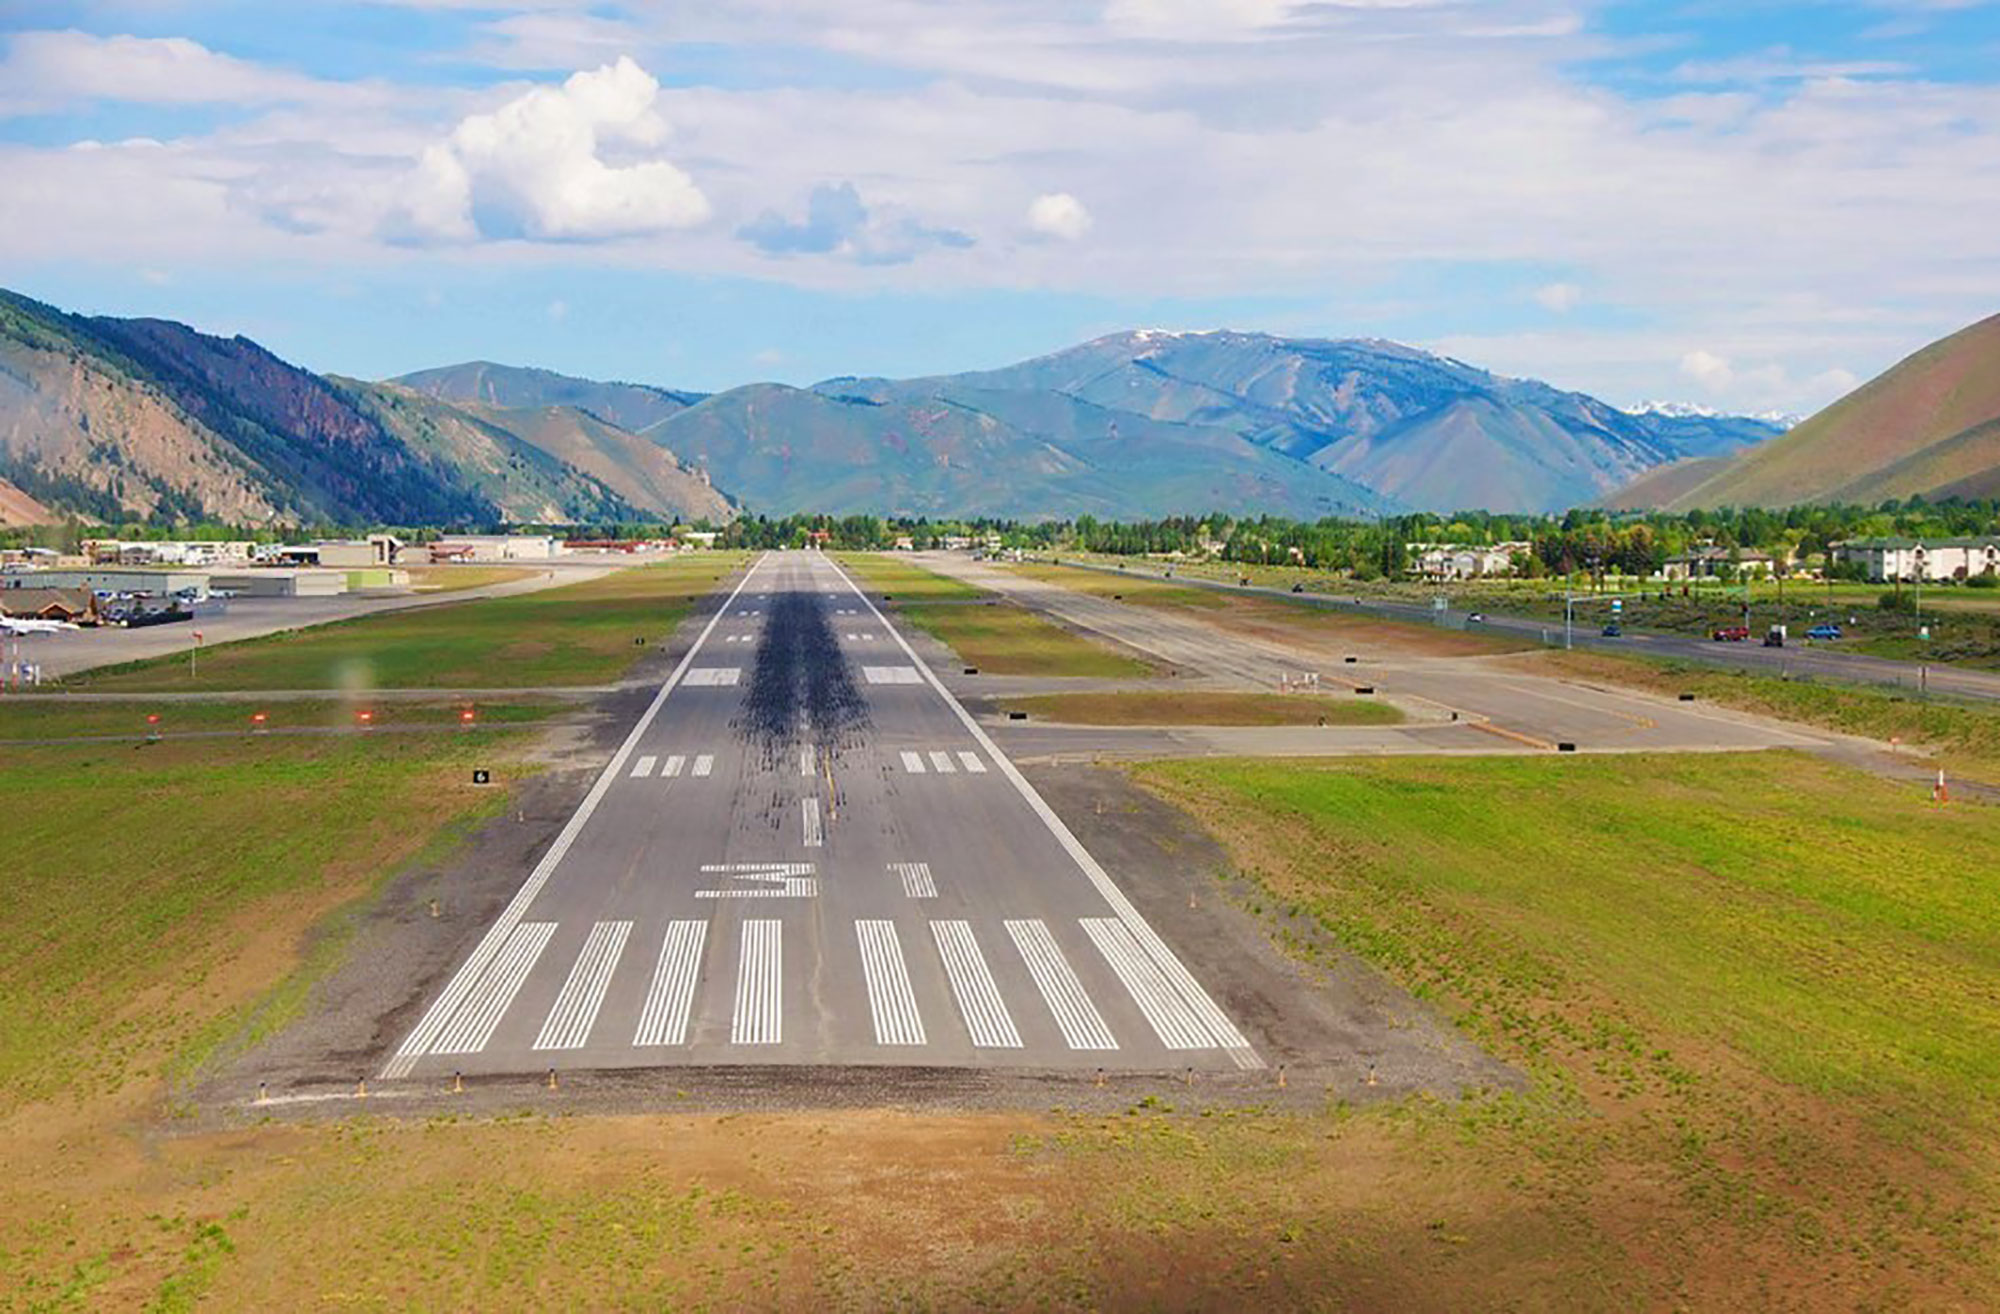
xmin=0 ymin=698 xmax=564 ymax=740
xmin=838 ymin=553 xmax=1156 ymax=677
xmin=1001 ymin=690 xmax=1404 ymax=726
xmin=1546 ymin=648 xmax=2000 ymax=783
xmin=0 ymin=715 xmax=539 ymax=1111
xmin=834 ymin=552 xmax=989 ymax=600
xmin=66 ymin=555 xmax=744 ymax=692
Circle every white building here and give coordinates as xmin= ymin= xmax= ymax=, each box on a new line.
xmin=428 ymin=534 xmax=563 ymax=563
xmin=1833 ymin=537 xmax=2000 ymax=583
xmin=1411 ymin=542 xmax=1528 ymax=580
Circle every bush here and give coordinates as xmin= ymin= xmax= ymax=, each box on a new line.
xmin=1967 ymin=572 xmax=1999 ymax=590
xmin=1878 ymin=590 xmax=1917 ymax=613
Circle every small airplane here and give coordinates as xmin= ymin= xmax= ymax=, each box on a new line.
xmin=0 ymin=616 xmax=80 ymax=635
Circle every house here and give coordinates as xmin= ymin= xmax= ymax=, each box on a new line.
xmin=1833 ymin=537 xmax=2000 ymax=583
xmin=1662 ymin=547 xmax=1778 ymax=580
xmin=1411 ymin=542 xmax=1526 ymax=580
xmin=0 ymin=588 xmax=95 ymax=623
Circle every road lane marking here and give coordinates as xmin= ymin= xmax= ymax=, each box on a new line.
xmin=431 ymin=922 xmax=557 ymax=1056
xmin=692 ymin=753 xmax=714 ymax=777
xmin=634 ymin=921 xmax=706 ymax=1046
xmin=825 ymin=555 xmax=1261 ymax=1070
xmin=684 ymin=667 xmax=741 ymax=686
xmin=891 ymin=861 xmax=937 ymax=899
xmin=382 ymin=555 xmax=763 ymax=1079
xmin=1081 ymin=918 xmax=1209 ymax=1050
xmin=933 ymin=921 xmax=1022 ymax=1048
xmin=631 ymin=755 xmax=658 ymax=779
xmin=899 ymin=750 xmax=925 ymax=774
xmin=857 ymin=920 xmax=925 ymax=1046
xmin=863 ymin=665 xmax=923 ymax=684
xmin=927 ymin=750 xmax=957 ymax=774
xmin=732 ymin=920 xmax=782 ymax=1044
xmin=956 ymin=751 xmax=987 ymax=773
xmin=802 ymin=797 xmax=824 ymax=847
xmin=532 ymin=920 xmax=631 ymax=1051
xmin=1005 ymin=919 xmax=1117 ymax=1051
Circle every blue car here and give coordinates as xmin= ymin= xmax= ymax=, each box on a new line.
xmin=1806 ymin=623 xmax=1842 ymax=640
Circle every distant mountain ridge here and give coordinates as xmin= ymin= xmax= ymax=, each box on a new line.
xmin=400 ymin=330 xmax=1783 ymax=517
xmin=0 ymin=289 xmax=733 ymax=526
xmin=1612 ymin=313 xmax=2000 ymax=509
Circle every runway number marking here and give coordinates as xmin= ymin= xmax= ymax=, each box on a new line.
xmin=891 ymin=861 xmax=937 ymax=899
xmin=431 ymin=922 xmax=557 ymax=1056
xmin=732 ymin=921 xmax=782 ymax=1045
xmin=1005 ymin=919 xmax=1117 ymax=1051
xmin=533 ymin=920 xmax=631 ymax=1051
xmin=857 ymin=921 xmax=926 ymax=1046
xmin=933 ymin=921 xmax=1022 ymax=1049
xmin=634 ymin=921 xmax=706 ymax=1047
xmin=695 ymin=862 xmax=818 ymax=899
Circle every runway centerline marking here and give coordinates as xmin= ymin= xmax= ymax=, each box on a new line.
xmin=684 ymin=667 xmax=741 ymax=687
xmin=802 ymin=796 xmax=824 ymax=848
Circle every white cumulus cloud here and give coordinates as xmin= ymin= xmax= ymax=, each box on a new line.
xmin=1534 ymin=281 xmax=1583 ymax=313
xmin=1027 ymin=192 xmax=1093 ymax=241
xmin=390 ymin=56 xmax=709 ymax=243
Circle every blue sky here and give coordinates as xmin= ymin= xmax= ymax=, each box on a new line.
xmin=2 ymin=1 xmax=1997 ymax=411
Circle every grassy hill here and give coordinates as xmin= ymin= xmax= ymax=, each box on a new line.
xmin=1628 ymin=313 xmax=2000 ymax=509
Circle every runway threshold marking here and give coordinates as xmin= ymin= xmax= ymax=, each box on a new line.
xmin=634 ymin=921 xmax=706 ymax=1047
xmin=533 ymin=920 xmax=631 ymax=1051
xmin=1081 ymin=918 xmax=1210 ymax=1050
xmin=631 ymin=754 xmax=658 ymax=779
xmin=430 ymin=922 xmax=557 ymax=1056
xmin=381 ymin=556 xmax=763 ymax=1079
xmin=857 ymin=920 xmax=926 ymax=1046
xmin=957 ymin=751 xmax=987 ymax=773
xmin=927 ymin=749 xmax=957 ymax=774
xmin=1006 ymin=919 xmax=1117 ymax=1051
xmin=692 ymin=753 xmax=715 ymax=777
xmin=732 ymin=920 xmax=782 ymax=1045
xmin=662 ymin=754 xmax=686 ymax=778
xmin=825 ymin=555 xmax=1262 ymax=1071
xmin=933 ymin=921 xmax=1023 ymax=1048
xmin=891 ymin=861 xmax=938 ymax=898
xmin=899 ymin=750 xmax=925 ymax=774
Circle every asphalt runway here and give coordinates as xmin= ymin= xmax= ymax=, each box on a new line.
xmin=381 ymin=551 xmax=1262 ymax=1082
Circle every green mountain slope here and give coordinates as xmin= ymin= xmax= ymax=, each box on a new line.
xmin=1633 ymin=313 xmax=2000 ymax=509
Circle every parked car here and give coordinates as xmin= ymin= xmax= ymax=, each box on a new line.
xmin=1806 ymin=623 xmax=1842 ymax=640
xmin=1466 ymin=612 xmax=1485 ymax=623
xmin=1601 ymin=623 xmax=1622 ymax=637
xmin=1711 ymin=626 xmax=1751 ymax=642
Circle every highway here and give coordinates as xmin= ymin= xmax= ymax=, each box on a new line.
xmin=381 ymin=550 xmax=1261 ymax=1081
